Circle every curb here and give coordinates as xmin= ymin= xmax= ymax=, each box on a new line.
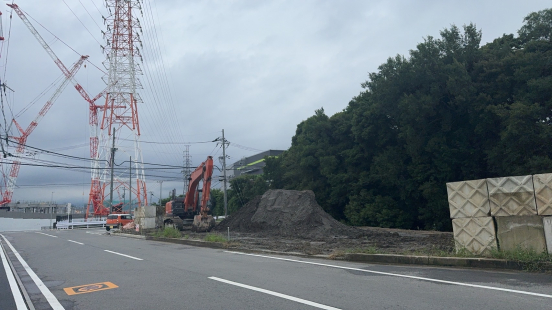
xmin=115 ymin=233 xmax=551 ymax=272
xmin=145 ymin=236 xmax=227 ymax=249
xmin=343 ymin=253 xmax=527 ymax=271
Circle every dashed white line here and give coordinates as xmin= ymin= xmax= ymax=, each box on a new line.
xmin=104 ymin=250 xmax=143 ymax=261
xmin=1 ymin=234 xmax=65 ymax=310
xmin=0 ymin=241 xmax=27 ymax=310
xmin=67 ymin=240 xmax=84 ymax=245
xmin=35 ymin=232 xmax=57 ymax=238
xmin=209 ymin=276 xmax=341 ymax=310
xmin=224 ymin=251 xmax=552 ymax=299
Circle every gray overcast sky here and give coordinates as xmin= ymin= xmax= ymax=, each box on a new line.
xmin=0 ymin=0 xmax=550 ymax=207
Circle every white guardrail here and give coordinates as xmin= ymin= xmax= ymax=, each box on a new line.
xmin=56 ymin=218 xmax=106 ymax=229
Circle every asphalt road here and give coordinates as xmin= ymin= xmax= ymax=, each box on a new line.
xmin=1 ymin=228 xmax=552 ymax=310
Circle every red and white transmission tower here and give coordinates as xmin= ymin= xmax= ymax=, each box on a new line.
xmin=88 ymin=0 xmax=147 ymax=216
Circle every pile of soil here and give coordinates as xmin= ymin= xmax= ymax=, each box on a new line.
xmin=213 ymin=189 xmax=454 ymax=255
xmin=215 ymin=189 xmax=361 ymax=239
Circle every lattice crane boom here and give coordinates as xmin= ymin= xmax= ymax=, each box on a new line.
xmin=8 ymin=3 xmax=109 ymax=213
xmin=0 ymin=56 xmax=87 ymax=205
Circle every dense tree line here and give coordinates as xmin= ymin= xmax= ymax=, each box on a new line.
xmin=217 ymin=9 xmax=552 ymax=231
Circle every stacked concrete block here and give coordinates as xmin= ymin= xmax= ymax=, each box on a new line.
xmin=452 ymin=217 xmax=498 ymax=255
xmin=487 ymin=175 xmax=548 ymax=253
xmin=533 ymin=173 xmax=552 ymax=216
xmin=448 ymin=174 xmax=552 ymax=255
xmin=447 ymin=179 xmax=496 ymax=255
xmin=447 ymin=179 xmax=490 ymax=218
xmin=495 ymin=216 xmax=547 ymax=254
xmin=544 ymin=217 xmax=552 ymax=254
xmin=134 ymin=205 xmax=156 ymax=229
xmin=487 ymin=175 xmax=537 ymax=216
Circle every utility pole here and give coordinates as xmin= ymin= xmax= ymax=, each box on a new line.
xmin=123 ymin=187 xmax=126 ymax=213
xmin=222 ymin=129 xmax=228 ymax=217
xmin=109 ymin=127 xmax=117 ymax=214
xmin=183 ymin=146 xmax=191 ymax=196
xmin=157 ymin=180 xmax=163 ymax=206
xmin=129 ymin=156 xmax=132 ymax=214
xmin=50 ymin=191 xmax=54 ymax=229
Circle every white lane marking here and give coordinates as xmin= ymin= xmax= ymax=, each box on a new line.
xmin=1 ymin=234 xmax=65 ymax=310
xmin=225 ymin=251 xmax=552 ymax=299
xmin=35 ymin=232 xmax=57 ymax=238
xmin=209 ymin=276 xmax=341 ymax=310
xmin=104 ymin=250 xmax=143 ymax=261
xmin=85 ymin=231 xmax=105 ymax=235
xmin=67 ymin=240 xmax=84 ymax=245
xmin=0 ymin=242 xmax=27 ymax=310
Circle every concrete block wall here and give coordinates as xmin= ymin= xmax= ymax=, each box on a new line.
xmin=544 ymin=217 xmax=552 ymax=254
xmin=447 ymin=179 xmax=490 ymax=218
xmin=533 ymin=173 xmax=552 ymax=216
xmin=134 ymin=205 xmax=156 ymax=229
xmin=452 ymin=217 xmax=497 ymax=255
xmin=447 ymin=174 xmax=552 ymax=255
xmin=487 ymin=175 xmax=537 ymax=216
xmin=495 ymin=216 xmax=547 ymax=253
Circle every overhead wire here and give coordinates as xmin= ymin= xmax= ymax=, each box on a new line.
xmin=136 ymin=0 xmax=189 ymax=166
xmin=14 ymin=73 xmax=65 ymax=118
xmin=62 ymin=0 xmax=103 ymax=47
xmin=78 ymin=0 xmax=103 ymax=32
xmin=21 ymin=8 xmax=105 ymax=75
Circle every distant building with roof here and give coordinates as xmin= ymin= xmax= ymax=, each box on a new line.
xmin=227 ymin=150 xmax=284 ymax=179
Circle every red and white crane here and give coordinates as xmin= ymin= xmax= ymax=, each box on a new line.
xmin=6 ymin=2 xmax=148 ymax=217
xmin=5 ymin=3 xmax=110 ymax=216
xmin=0 ymin=56 xmax=87 ymax=205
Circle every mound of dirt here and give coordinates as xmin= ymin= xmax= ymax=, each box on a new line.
xmin=214 ymin=189 xmax=362 ymax=240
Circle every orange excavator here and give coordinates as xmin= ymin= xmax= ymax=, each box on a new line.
xmin=164 ymin=156 xmax=216 ymax=232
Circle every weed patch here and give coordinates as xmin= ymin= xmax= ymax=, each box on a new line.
xmin=204 ymin=234 xmax=226 ymax=243
xmin=153 ymin=227 xmax=181 ymax=239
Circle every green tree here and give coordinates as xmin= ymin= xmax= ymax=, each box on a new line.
xmin=262 ymin=9 xmax=552 ymax=231
xmin=210 ymin=189 xmax=224 ymax=216
xmin=227 ymin=174 xmax=268 ymax=215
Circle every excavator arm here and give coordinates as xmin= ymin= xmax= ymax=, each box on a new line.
xmin=185 ymin=156 xmax=215 ymax=232
xmin=184 ymin=156 xmax=212 ymax=212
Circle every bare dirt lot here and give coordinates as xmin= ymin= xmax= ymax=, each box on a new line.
xmin=208 ymin=189 xmax=454 ymax=256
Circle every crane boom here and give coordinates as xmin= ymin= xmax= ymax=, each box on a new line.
xmin=0 ymin=56 xmax=87 ymax=205
xmin=7 ymin=3 xmax=108 ymax=214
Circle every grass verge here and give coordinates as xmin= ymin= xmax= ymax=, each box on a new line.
xmin=345 ymin=245 xmax=552 ymax=272
xmin=489 ymin=247 xmax=552 ymax=272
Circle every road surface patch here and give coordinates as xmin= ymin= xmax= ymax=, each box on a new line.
xmin=209 ymin=276 xmax=341 ymax=310
xmin=64 ymin=282 xmax=118 ymax=295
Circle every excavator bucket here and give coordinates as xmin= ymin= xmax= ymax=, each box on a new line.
xmin=192 ymin=214 xmax=216 ymax=232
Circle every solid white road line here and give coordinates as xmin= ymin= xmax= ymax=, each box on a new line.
xmin=225 ymin=251 xmax=552 ymax=299
xmin=0 ymin=234 xmax=65 ymax=310
xmin=67 ymin=240 xmax=84 ymax=245
xmin=0 ymin=242 xmax=27 ymax=310
xmin=104 ymin=250 xmax=143 ymax=261
xmin=209 ymin=276 xmax=341 ymax=310
xmin=35 ymin=232 xmax=57 ymax=238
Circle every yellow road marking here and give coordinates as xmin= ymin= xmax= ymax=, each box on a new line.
xmin=64 ymin=282 xmax=118 ymax=295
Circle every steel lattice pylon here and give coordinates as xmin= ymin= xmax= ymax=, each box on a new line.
xmin=87 ymin=0 xmax=147 ymax=218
